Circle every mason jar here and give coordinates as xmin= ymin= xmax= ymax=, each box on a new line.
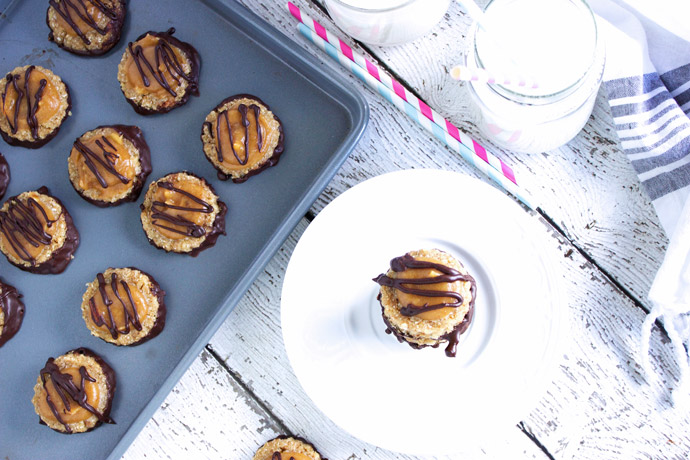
xmin=324 ymin=0 xmax=450 ymax=46
xmin=465 ymin=0 xmax=605 ymax=153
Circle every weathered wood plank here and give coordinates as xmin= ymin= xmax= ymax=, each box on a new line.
xmin=122 ymin=349 xmax=283 ymax=459
xmin=304 ymin=0 xmax=667 ymax=308
xmin=207 ymin=218 xmax=550 ymax=459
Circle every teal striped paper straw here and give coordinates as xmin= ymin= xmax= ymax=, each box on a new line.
xmin=296 ymin=23 xmax=538 ymax=210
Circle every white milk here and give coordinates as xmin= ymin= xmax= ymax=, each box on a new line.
xmin=466 ymin=0 xmax=605 ymax=153
xmin=324 ymin=0 xmax=450 ymax=46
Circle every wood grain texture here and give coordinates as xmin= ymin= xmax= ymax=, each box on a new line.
xmin=207 ymin=219 xmax=550 ymax=460
xmin=122 ymin=349 xmax=283 ymax=459
xmin=305 ymin=0 xmax=668 ymax=308
xmin=119 ymin=1 xmax=688 ymax=459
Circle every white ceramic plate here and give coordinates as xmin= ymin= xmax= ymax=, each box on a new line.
xmin=281 ymin=170 xmax=565 ymax=455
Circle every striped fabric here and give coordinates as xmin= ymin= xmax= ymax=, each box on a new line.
xmin=605 ymin=66 xmax=690 ymax=202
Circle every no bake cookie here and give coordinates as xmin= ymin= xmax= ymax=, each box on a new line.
xmin=0 ymin=65 xmax=71 ymax=148
xmin=68 ymin=124 xmax=152 ymax=206
xmin=0 ymin=278 xmax=24 ymax=348
xmin=47 ymin=0 xmax=126 ymax=56
xmin=373 ymin=248 xmax=477 ymax=357
xmin=81 ymin=267 xmax=166 ymax=346
xmin=140 ymin=171 xmax=226 ymax=256
xmin=201 ymin=94 xmax=284 ymax=182
xmin=32 ymin=348 xmax=115 ymax=433
xmin=253 ymin=436 xmax=325 ymax=460
xmin=118 ymin=28 xmax=200 ymax=115
xmin=0 ymin=186 xmax=80 ymax=274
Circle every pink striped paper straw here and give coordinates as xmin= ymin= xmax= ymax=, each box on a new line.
xmin=450 ymin=65 xmax=539 ymax=89
xmin=286 ymin=1 xmax=518 ymax=188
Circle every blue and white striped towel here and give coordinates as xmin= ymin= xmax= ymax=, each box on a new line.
xmin=591 ymin=0 xmax=690 ymax=406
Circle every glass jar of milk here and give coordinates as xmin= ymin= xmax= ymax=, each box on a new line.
xmin=466 ymin=0 xmax=605 ymax=153
xmin=324 ymin=0 xmax=450 ymax=46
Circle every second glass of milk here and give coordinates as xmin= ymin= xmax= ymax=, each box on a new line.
xmin=466 ymin=0 xmax=605 ymax=153
xmin=324 ymin=0 xmax=450 ymax=46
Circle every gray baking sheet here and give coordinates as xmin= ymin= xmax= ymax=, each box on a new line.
xmin=0 ymin=1 xmax=368 ymax=458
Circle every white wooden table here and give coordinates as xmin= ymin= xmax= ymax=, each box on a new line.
xmin=121 ymin=1 xmax=689 ymax=459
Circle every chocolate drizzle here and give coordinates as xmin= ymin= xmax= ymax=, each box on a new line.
xmin=38 ymin=348 xmax=115 ymax=433
xmin=375 ymin=252 xmax=477 ymax=358
xmin=0 ymin=152 xmax=9 ymax=200
xmin=373 ymin=253 xmax=475 ymax=317
xmin=151 ymin=180 xmax=213 ymax=238
xmin=48 ymin=0 xmax=117 ymax=45
xmin=0 ymin=278 xmax=25 ymax=347
xmin=201 ymin=94 xmax=285 ymax=183
xmin=89 ymin=272 xmax=142 ymax=340
xmin=0 ymin=190 xmax=59 ymax=266
xmin=129 ymin=28 xmax=196 ymax=97
xmin=71 ymin=125 xmax=152 ymax=207
xmin=74 ymin=136 xmax=130 ymax=188
xmin=272 ymin=453 xmax=297 ymax=460
xmin=1 ymin=66 xmax=47 ymax=140
xmin=0 ymin=186 xmax=80 ymax=274
xmin=210 ymin=103 xmax=264 ymax=165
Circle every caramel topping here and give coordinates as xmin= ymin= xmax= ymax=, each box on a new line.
xmin=272 ymin=453 xmax=311 ymax=460
xmin=0 ymin=193 xmax=59 ymax=265
xmin=1 ymin=66 xmax=60 ymax=139
xmin=37 ymin=359 xmax=110 ymax=433
xmin=208 ymin=104 xmax=273 ymax=170
xmin=374 ymin=253 xmax=476 ymax=321
xmin=89 ymin=272 xmax=146 ymax=340
xmin=125 ymin=30 xmax=191 ymax=98
xmin=50 ymin=0 xmax=117 ymax=44
xmin=71 ymin=130 xmax=134 ymax=194
xmin=151 ymin=179 xmax=213 ymax=240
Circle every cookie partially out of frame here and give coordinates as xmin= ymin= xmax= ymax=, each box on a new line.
xmin=32 ymin=348 xmax=115 ymax=434
xmin=47 ymin=0 xmax=126 ymax=56
xmin=0 ymin=65 xmax=71 ymax=148
xmin=0 ymin=152 xmax=8 ymax=200
xmin=81 ymin=267 xmax=166 ymax=346
xmin=0 ymin=277 xmax=24 ymax=348
xmin=201 ymin=94 xmax=284 ymax=183
xmin=68 ymin=124 xmax=152 ymax=207
xmin=118 ymin=28 xmax=200 ymax=115
xmin=253 ymin=436 xmax=325 ymax=460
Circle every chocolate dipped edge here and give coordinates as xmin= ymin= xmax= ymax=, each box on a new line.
xmin=70 ymin=124 xmax=152 ymax=207
xmin=2 ymin=186 xmax=80 ymax=274
xmin=139 ymin=171 xmax=227 ymax=257
xmin=46 ymin=0 xmax=127 ymax=57
xmin=117 ymin=267 xmax=166 ymax=346
xmin=0 ymin=152 xmax=9 ymax=200
xmin=260 ymin=435 xmax=327 ymax=460
xmin=0 ymin=78 xmax=72 ymax=150
xmin=0 ymin=277 xmax=25 ymax=348
xmin=377 ymin=292 xmax=475 ymax=358
xmin=122 ymin=28 xmax=201 ymax=116
xmin=201 ymin=93 xmax=285 ymax=184
xmin=38 ymin=347 xmax=117 ymax=433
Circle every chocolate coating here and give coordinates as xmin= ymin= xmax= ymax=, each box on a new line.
xmin=202 ymin=94 xmax=285 ymax=184
xmin=140 ymin=171 xmax=227 ymax=257
xmin=0 ymin=278 xmax=24 ymax=347
xmin=89 ymin=267 xmax=166 ymax=346
xmin=0 ymin=186 xmax=80 ymax=274
xmin=123 ymin=28 xmax=201 ymax=115
xmin=70 ymin=124 xmax=152 ymax=207
xmin=0 ymin=78 xmax=72 ymax=149
xmin=0 ymin=152 xmax=9 ymax=200
xmin=46 ymin=0 xmax=126 ymax=56
xmin=37 ymin=347 xmax=116 ymax=433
